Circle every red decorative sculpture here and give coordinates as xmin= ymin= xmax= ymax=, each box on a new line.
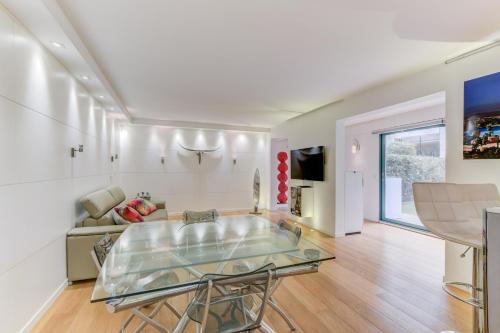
xmin=277 ymin=192 xmax=288 ymax=204
xmin=277 ymin=162 xmax=288 ymax=173
xmin=277 ymin=151 xmax=288 ymax=162
xmin=277 ymin=151 xmax=288 ymax=203
xmin=277 ymin=173 xmax=288 ymax=182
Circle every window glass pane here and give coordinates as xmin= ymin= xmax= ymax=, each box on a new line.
xmin=382 ymin=126 xmax=446 ymax=229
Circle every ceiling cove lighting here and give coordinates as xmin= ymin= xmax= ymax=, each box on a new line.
xmin=50 ymin=41 xmax=65 ymax=48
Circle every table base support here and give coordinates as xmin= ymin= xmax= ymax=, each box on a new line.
xmin=267 ymin=297 xmax=297 ymax=331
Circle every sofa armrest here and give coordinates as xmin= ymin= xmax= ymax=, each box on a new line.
xmin=66 ymin=225 xmax=128 ymax=282
xmin=151 ymin=198 xmax=165 ymax=210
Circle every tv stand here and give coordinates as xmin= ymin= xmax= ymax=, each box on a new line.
xmin=290 ymin=186 xmax=314 ymax=218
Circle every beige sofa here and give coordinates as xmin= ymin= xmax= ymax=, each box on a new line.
xmin=67 ymin=186 xmax=167 ymax=283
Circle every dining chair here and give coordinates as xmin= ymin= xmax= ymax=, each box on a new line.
xmin=229 ymin=220 xmax=301 ymax=332
xmin=181 ymin=263 xmax=277 ymax=333
xmin=413 ymin=182 xmax=500 ymax=333
xmin=91 ymin=234 xmax=182 ymax=333
xmin=278 ymin=219 xmax=302 ymax=245
xmin=183 ymin=209 xmax=219 ymax=224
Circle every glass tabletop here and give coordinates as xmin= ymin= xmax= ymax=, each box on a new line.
xmin=91 ymin=215 xmax=335 ymax=302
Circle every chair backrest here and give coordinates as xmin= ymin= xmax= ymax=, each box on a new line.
xmin=413 ymin=182 xmax=500 ymax=225
xmin=90 ymin=233 xmax=114 ymax=271
xmin=278 ymin=219 xmax=302 ymax=245
xmin=183 ymin=209 xmax=219 ymax=224
xmin=188 ymin=263 xmax=277 ymax=333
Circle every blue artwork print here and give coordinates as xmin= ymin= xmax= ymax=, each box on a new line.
xmin=463 ymin=72 xmax=500 ymax=159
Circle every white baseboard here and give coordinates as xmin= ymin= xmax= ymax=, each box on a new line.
xmin=19 ymin=279 xmax=67 ymax=333
xmin=335 ymin=232 xmax=346 ymax=238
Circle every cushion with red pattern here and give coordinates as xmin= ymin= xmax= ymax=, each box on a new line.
xmin=115 ymin=206 xmax=144 ymax=223
xmin=127 ymin=198 xmax=158 ymax=216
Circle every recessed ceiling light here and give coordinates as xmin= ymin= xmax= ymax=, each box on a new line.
xmin=108 ymin=107 xmax=115 ymax=111
xmin=50 ymin=41 xmax=65 ymax=48
xmin=80 ymin=75 xmax=90 ymax=80
xmin=99 ymin=95 xmax=105 ymax=99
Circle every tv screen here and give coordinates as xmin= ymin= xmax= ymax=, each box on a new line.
xmin=290 ymin=146 xmax=325 ymax=181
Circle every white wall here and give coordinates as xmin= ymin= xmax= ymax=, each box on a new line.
xmin=344 ymin=104 xmax=445 ymax=221
xmin=0 ymin=5 xmax=116 ymax=332
xmin=117 ymin=124 xmax=269 ymax=214
xmin=271 ymin=116 xmax=337 ymax=235
xmin=271 ymin=44 xmax=500 ymax=282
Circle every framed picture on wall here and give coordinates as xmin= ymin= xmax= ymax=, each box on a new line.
xmin=463 ymin=72 xmax=500 ymax=159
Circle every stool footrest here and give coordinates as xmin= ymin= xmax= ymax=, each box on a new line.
xmin=442 ymin=281 xmax=483 ymax=309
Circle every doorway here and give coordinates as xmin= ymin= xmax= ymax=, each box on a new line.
xmin=380 ymin=125 xmax=446 ymax=229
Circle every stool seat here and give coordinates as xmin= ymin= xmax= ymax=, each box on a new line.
xmin=413 ymin=182 xmax=500 ymax=333
xmin=424 ymin=218 xmax=482 ymax=248
xmin=413 ymin=182 xmax=500 ymax=248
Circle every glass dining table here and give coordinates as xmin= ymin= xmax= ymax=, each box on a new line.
xmin=91 ymin=215 xmax=335 ymax=332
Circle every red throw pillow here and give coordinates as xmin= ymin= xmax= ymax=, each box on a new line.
xmin=115 ymin=206 xmax=144 ymax=223
xmin=127 ymin=198 xmax=157 ymax=216
xmin=127 ymin=198 xmax=143 ymax=209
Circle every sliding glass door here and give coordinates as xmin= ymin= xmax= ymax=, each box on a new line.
xmin=380 ymin=125 xmax=446 ymax=229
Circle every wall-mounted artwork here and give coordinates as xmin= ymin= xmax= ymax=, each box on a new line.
xmin=463 ymin=72 xmax=500 ymax=159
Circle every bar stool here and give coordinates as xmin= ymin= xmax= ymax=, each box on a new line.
xmin=413 ymin=182 xmax=500 ymax=333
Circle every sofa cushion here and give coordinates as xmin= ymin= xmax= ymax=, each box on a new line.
xmin=143 ymin=209 xmax=168 ymax=221
xmin=80 ymin=210 xmax=115 ymax=227
xmin=67 ymin=224 xmax=128 ymax=236
xmin=115 ymin=206 xmax=144 ymax=223
xmin=80 ymin=189 xmax=117 ymax=219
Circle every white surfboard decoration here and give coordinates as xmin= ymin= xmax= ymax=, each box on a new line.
xmin=250 ymin=168 xmax=262 ymax=215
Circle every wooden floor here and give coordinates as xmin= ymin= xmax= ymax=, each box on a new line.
xmin=32 ymin=211 xmax=472 ymax=333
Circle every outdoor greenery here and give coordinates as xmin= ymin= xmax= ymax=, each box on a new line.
xmin=385 ymin=141 xmax=445 ymax=201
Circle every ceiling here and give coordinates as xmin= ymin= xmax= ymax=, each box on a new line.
xmin=8 ymin=0 xmax=500 ymax=129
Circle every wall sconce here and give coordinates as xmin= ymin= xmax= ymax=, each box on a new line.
xmin=115 ymin=154 xmax=118 ymax=160
xmin=233 ymin=155 xmax=237 ymax=165
xmin=71 ymin=145 xmax=84 ymax=158
xmin=351 ymin=139 xmax=360 ymax=154
xmin=111 ymin=155 xmax=114 ymax=162
xmin=161 ymin=156 xmax=165 ymax=165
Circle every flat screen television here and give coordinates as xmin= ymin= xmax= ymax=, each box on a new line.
xmin=290 ymin=146 xmax=325 ymax=181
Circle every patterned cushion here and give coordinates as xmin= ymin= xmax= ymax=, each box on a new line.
xmin=94 ymin=233 xmax=114 ymax=267
xmin=127 ymin=198 xmax=158 ymax=216
xmin=115 ymin=206 xmax=144 ymax=223
xmin=111 ymin=208 xmax=130 ymax=225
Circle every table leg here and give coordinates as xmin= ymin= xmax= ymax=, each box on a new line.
xmin=267 ymin=297 xmax=297 ymax=331
xmin=260 ymin=320 xmax=278 ymax=333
